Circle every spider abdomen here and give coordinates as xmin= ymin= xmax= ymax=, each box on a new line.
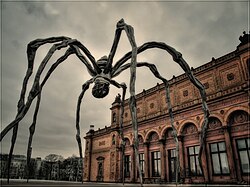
xmin=92 ymin=82 xmax=110 ymax=98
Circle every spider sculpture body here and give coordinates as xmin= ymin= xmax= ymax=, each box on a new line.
xmin=1 ymin=19 xmax=209 ymax=186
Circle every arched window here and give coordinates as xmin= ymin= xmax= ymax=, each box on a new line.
xmin=236 ymin=138 xmax=250 ymax=174
xmin=112 ymin=135 xmax=116 ymax=145
xmin=124 ymin=155 xmax=131 ymax=178
xmin=182 ymin=123 xmax=201 ymax=176
xmin=96 ymin=156 xmax=105 ymax=181
xmin=228 ymin=110 xmax=250 ymax=175
xmin=210 ymin=142 xmax=229 ymax=175
xmin=147 ymin=132 xmax=160 ymax=177
xmin=112 ymin=112 xmax=116 ymax=123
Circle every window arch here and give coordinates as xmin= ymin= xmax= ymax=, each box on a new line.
xmin=138 ymin=134 xmax=144 ymax=144
xmin=182 ymin=123 xmax=198 ymax=135
xmin=164 ymin=128 xmax=174 ymax=139
xmin=208 ymin=117 xmax=222 ymax=130
xmin=164 ymin=128 xmax=175 ymax=146
xmin=228 ymin=110 xmax=249 ymax=126
xmin=148 ymin=131 xmax=159 ymax=142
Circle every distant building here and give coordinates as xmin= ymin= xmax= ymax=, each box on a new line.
xmin=35 ymin=157 xmax=42 ymax=179
xmin=64 ymin=156 xmax=83 ymax=182
xmin=83 ymin=32 xmax=250 ymax=184
xmin=0 ymin=154 xmax=26 ymax=179
xmin=0 ymin=154 xmax=9 ymax=178
xmin=0 ymin=154 xmax=83 ymax=182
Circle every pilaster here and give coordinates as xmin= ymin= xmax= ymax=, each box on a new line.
xmin=159 ymin=139 xmax=166 ymax=181
xmin=222 ymin=125 xmax=237 ymax=182
xmin=177 ymin=135 xmax=185 ymax=182
xmin=143 ymin=142 xmax=150 ymax=178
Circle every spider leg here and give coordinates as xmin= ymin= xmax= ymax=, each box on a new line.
xmin=112 ymin=41 xmax=210 ymax=178
xmin=110 ymin=80 xmax=127 ymax=185
xmin=3 ymin=45 xmax=74 ymax=183
xmin=1 ymin=41 xmax=75 ymax=141
xmin=30 ymin=38 xmax=98 ymax=76
xmin=139 ymin=62 xmax=179 ymax=183
xmin=26 ymin=93 xmax=41 ymax=182
xmin=112 ymin=62 xmax=180 ymax=183
xmin=26 ymin=48 xmax=75 ymax=183
xmin=76 ymin=79 xmax=94 ymax=159
xmin=69 ymin=42 xmax=100 ymax=74
xmin=5 ymin=38 xmax=72 ymax=183
xmin=115 ymin=20 xmax=143 ymax=186
xmin=120 ymin=86 xmax=127 ymax=186
xmin=75 ymin=79 xmax=94 ymax=183
xmin=6 ymin=127 xmax=18 ymax=183
xmin=104 ymin=19 xmax=124 ymax=73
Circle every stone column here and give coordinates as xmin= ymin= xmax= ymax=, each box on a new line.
xmin=143 ymin=142 xmax=149 ymax=178
xmin=223 ymin=125 xmax=237 ymax=182
xmin=159 ymin=139 xmax=166 ymax=181
xmin=177 ymin=135 xmax=185 ymax=182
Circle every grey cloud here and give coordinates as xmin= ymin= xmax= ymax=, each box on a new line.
xmin=23 ymin=2 xmax=60 ymax=19
xmin=1 ymin=1 xmax=247 ymax=159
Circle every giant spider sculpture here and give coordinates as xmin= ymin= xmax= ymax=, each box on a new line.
xmin=1 ymin=19 xmax=209 ymax=185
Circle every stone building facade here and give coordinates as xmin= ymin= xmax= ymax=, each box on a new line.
xmin=83 ymin=32 xmax=249 ymax=184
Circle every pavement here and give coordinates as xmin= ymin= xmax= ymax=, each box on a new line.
xmin=0 ymin=179 xmax=249 ymax=187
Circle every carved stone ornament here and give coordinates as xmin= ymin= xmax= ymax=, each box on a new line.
xmin=208 ymin=117 xmax=222 ymax=129
xmin=227 ymin=73 xmax=235 ymax=81
xmin=150 ymin=102 xmax=154 ymax=109
xmin=183 ymin=90 xmax=189 ymax=97
xmin=204 ymin=82 xmax=209 ymax=89
xmin=232 ymin=111 xmax=248 ymax=124
xmin=183 ymin=123 xmax=198 ymax=135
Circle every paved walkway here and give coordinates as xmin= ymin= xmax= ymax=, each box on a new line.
xmin=1 ymin=179 xmax=249 ymax=187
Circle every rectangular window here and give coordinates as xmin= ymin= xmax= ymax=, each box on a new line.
xmin=151 ymin=151 xmax=161 ymax=177
xmin=124 ymin=155 xmax=131 ymax=178
xmin=237 ymin=138 xmax=250 ymax=174
xmin=188 ymin=145 xmax=202 ymax=176
xmin=169 ymin=149 xmax=177 ymax=182
xmin=210 ymin=142 xmax=230 ymax=175
xmin=138 ymin=153 xmax=145 ymax=178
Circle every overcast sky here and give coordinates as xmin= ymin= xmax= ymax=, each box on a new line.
xmin=1 ymin=1 xmax=248 ymax=159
